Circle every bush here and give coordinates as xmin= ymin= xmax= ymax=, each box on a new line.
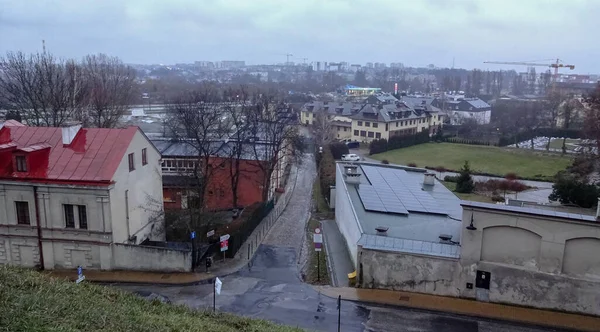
xmin=505 ymin=173 xmax=518 ymax=181
xmin=381 ymin=159 xmax=390 ymax=164
xmin=329 ymin=142 xmax=349 ymax=160
xmin=444 ymin=175 xmax=459 ymax=182
xmin=549 ymin=173 xmax=600 ymax=208
xmin=407 ymin=162 xmax=418 ymax=167
xmin=491 ymin=195 xmax=505 ymax=202
xmin=369 ymin=131 xmax=430 ymax=155
xmin=455 ymin=161 xmax=475 ymax=194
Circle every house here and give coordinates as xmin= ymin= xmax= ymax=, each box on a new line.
xmin=432 ymin=95 xmax=491 ymax=125
xmin=152 ymin=138 xmax=283 ymax=211
xmin=350 ymin=102 xmax=443 ymax=142
xmin=0 ymin=121 xmax=171 ymax=271
xmin=334 ymin=162 xmax=600 ymax=316
xmin=300 ymin=101 xmax=362 ymax=126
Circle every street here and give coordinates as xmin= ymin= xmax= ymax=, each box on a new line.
xmin=114 ymin=153 xmax=566 ymax=331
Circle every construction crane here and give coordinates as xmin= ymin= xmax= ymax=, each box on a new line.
xmin=284 ymin=53 xmax=293 ymax=64
xmin=300 ymin=57 xmax=309 ymax=65
xmin=484 ymin=58 xmax=575 ymax=91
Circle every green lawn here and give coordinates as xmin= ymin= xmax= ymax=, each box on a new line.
xmin=371 ymin=143 xmax=571 ymax=180
xmin=0 ymin=266 xmax=299 ymax=332
xmin=548 ymin=138 xmax=580 ymax=151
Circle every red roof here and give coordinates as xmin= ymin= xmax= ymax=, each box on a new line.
xmin=0 ymin=124 xmax=138 ymax=185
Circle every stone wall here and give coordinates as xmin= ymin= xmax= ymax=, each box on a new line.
xmin=112 ymin=243 xmax=191 ymax=272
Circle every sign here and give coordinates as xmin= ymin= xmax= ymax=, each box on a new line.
xmin=220 ymin=240 xmax=229 ymax=252
xmin=314 ymin=242 xmax=322 ymax=252
xmin=207 ymin=230 xmax=215 ymax=237
xmin=313 ymin=228 xmax=323 ymax=244
xmin=215 ymin=277 xmax=222 ymax=295
xmin=219 ymin=234 xmax=230 ymax=242
xmin=76 ymin=266 xmax=85 ymax=284
xmin=190 ymin=231 xmax=196 ymax=239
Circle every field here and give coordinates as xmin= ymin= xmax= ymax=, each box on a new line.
xmin=371 ymin=143 xmax=571 ymax=180
xmin=0 ymin=266 xmax=299 ymax=332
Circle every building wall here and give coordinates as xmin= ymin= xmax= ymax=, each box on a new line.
xmin=300 ymin=110 xmax=314 ymax=125
xmin=357 ymin=247 xmax=461 ymax=297
xmin=351 ymin=119 xmax=390 ymax=142
xmin=110 ymin=130 xmax=164 ymax=244
xmin=112 ymin=243 xmax=191 ymax=272
xmin=334 ymin=164 xmax=363 ymax=267
xmin=450 ymin=110 xmax=491 ymax=125
xmin=459 ymin=207 xmax=600 ymax=316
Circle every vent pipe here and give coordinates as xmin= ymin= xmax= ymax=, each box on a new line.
xmin=423 ymin=173 xmax=435 ymax=186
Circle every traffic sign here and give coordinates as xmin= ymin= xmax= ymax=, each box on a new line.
xmin=220 ymin=234 xmax=230 ymax=242
xmin=315 ymin=242 xmax=322 ymax=252
xmin=77 ymin=266 xmax=83 ymax=277
xmin=207 ymin=230 xmax=215 ymax=237
xmin=215 ymin=277 xmax=222 ymax=295
xmin=191 ymin=231 xmax=196 ymax=239
xmin=315 ymin=228 xmax=321 ymax=234
xmin=220 ymin=240 xmax=229 ymax=252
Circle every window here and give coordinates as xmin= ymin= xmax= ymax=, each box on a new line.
xmin=396 ymin=122 xmax=399 ymax=127
xmin=344 ymin=127 xmax=348 ymax=132
xmin=376 ymin=133 xmax=381 ymax=139
xmin=64 ymin=204 xmax=87 ymax=229
xmin=365 ymin=122 xmax=370 ymax=127
xmin=128 ymin=153 xmax=135 ymax=172
xmin=368 ymin=131 xmax=374 ymax=138
xmin=15 ymin=201 xmax=30 ymax=225
xmin=353 ymin=130 xmax=359 ymax=136
xmin=372 ymin=123 xmax=378 ymax=128
xmin=360 ymin=130 xmax=366 ymax=137
xmin=357 ymin=121 xmax=363 ymax=126
xmin=142 ymin=148 xmax=147 ymax=165
xmin=16 ymin=156 xmax=27 ymax=172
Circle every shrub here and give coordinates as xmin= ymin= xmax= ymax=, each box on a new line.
xmin=444 ymin=175 xmax=459 ymax=182
xmin=369 ymin=131 xmax=430 ymax=155
xmin=549 ymin=173 xmax=600 ymax=208
xmin=505 ymin=173 xmax=518 ymax=181
xmin=407 ymin=162 xmax=418 ymax=167
xmin=491 ymin=195 xmax=505 ymax=202
xmin=329 ymin=142 xmax=349 ymax=160
xmin=381 ymin=159 xmax=390 ymax=164
xmin=455 ymin=161 xmax=475 ymax=194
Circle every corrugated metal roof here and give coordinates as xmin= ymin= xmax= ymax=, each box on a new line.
xmin=0 ymin=125 xmax=138 ymax=183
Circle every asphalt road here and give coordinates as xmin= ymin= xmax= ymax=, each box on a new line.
xmin=114 ymin=152 xmax=566 ymax=331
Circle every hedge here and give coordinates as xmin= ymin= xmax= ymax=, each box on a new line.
xmin=369 ymin=131 xmax=430 ymax=155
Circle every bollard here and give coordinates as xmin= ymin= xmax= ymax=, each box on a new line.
xmin=247 ymin=243 xmax=250 ymax=260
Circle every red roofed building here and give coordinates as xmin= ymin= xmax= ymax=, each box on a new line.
xmin=0 ymin=121 xmax=166 ymax=270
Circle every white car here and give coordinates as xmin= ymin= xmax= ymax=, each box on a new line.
xmin=341 ymin=153 xmax=361 ymax=162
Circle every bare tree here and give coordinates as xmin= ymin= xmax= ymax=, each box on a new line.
xmin=165 ymin=88 xmax=229 ymax=212
xmin=520 ymin=101 xmax=547 ymax=149
xmin=584 ymin=84 xmax=600 ymax=154
xmin=246 ymin=95 xmax=304 ymax=202
xmin=545 ymin=91 xmax=567 ymax=151
xmin=312 ymin=109 xmax=335 ymax=147
xmin=82 ymin=54 xmax=136 ymax=128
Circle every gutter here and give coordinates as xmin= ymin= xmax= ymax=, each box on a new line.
xmin=33 ymin=186 xmax=45 ymax=270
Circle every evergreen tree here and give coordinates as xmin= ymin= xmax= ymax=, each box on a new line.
xmin=456 ymin=161 xmax=475 ymax=193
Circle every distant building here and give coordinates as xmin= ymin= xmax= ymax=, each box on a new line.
xmin=219 ymin=61 xmax=245 ymax=69
xmin=343 ymin=85 xmax=381 ymax=97
xmin=431 ymin=93 xmax=491 ymax=125
xmin=335 ymin=161 xmax=600 ymax=316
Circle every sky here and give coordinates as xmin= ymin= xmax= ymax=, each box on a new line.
xmin=1 ymin=0 xmax=599 ymax=73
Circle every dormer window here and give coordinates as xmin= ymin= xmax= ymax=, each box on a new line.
xmin=16 ymin=155 xmax=27 ymax=172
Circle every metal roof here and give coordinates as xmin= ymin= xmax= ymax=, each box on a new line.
xmin=461 ymin=201 xmax=598 ymax=223
xmin=0 ymin=124 xmax=138 ymax=184
xmin=338 ymin=163 xmax=463 ymax=250
xmin=358 ymin=234 xmax=460 ymax=258
xmin=151 ymin=139 xmax=270 ymax=161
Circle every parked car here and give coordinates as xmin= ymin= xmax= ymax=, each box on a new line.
xmin=341 ymin=153 xmax=361 ymax=161
xmin=345 ymin=141 xmax=360 ymax=149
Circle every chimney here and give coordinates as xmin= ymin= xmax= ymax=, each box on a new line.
xmin=344 ymin=165 xmax=361 ymax=185
xmin=61 ymin=121 xmax=81 ymax=145
xmin=423 ymin=173 xmax=435 ymax=186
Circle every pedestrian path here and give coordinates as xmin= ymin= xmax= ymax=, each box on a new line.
xmin=316 ymin=286 xmax=600 ymax=332
xmin=321 ymin=219 xmax=354 ymax=287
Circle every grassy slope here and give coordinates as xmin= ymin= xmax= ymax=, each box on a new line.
xmin=0 ymin=266 xmax=300 ymax=332
xmin=371 ymin=143 xmax=571 ymax=179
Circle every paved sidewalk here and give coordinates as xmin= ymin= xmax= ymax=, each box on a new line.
xmin=316 ymin=286 xmax=600 ymax=332
xmin=321 ymin=219 xmax=354 ymax=287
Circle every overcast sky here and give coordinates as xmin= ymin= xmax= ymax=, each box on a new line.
xmin=1 ymin=0 xmax=598 ymax=73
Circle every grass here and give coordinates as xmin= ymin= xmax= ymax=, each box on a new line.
xmin=371 ymin=143 xmax=571 ymax=180
xmin=549 ymin=138 xmax=580 ymax=151
xmin=305 ymin=217 xmax=330 ymax=285
xmin=0 ymin=266 xmax=300 ymax=332
xmin=441 ymin=181 xmax=495 ymax=203
xmin=312 ymin=177 xmax=330 ymax=214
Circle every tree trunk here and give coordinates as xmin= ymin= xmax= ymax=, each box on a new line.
xmin=562 ymin=137 xmax=567 ymax=155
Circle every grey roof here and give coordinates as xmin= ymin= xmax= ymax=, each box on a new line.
xmin=358 ymin=234 xmax=460 ymax=258
xmin=301 ymin=101 xmax=362 ymax=117
xmin=461 ymin=201 xmax=599 ymax=223
xmin=401 ymin=96 xmax=435 ymax=108
xmin=151 ymin=139 xmax=270 ymax=161
xmin=338 ymin=163 xmax=463 ymax=249
xmin=351 ymin=103 xmax=438 ymax=123
xmin=464 ymin=99 xmax=491 ymax=109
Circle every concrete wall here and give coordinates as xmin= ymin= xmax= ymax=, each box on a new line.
xmin=112 ymin=243 xmax=191 ymax=272
xmin=334 ymin=164 xmax=362 ymax=267
xmin=110 ymin=130 xmax=164 ymax=244
xmin=358 ymin=246 xmax=461 ymax=297
xmin=460 ymin=207 xmax=600 ymax=316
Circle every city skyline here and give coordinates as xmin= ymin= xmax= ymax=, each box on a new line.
xmin=1 ymin=0 xmax=599 ymax=74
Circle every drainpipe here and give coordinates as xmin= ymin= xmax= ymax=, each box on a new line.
xmin=33 ymin=186 xmax=45 ymax=270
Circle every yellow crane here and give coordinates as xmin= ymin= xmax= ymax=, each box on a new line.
xmin=483 ymin=58 xmax=575 ymax=91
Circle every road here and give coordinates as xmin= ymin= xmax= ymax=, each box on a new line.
xmin=114 ymin=153 xmax=566 ymax=331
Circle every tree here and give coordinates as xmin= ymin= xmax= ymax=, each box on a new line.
xmin=584 ymin=83 xmax=600 ymax=154
xmin=519 ymin=101 xmax=547 ymax=149
xmin=312 ymin=109 xmax=335 ymax=147
xmin=545 ymin=91 xmax=567 ymax=151
xmin=549 ymin=172 xmax=599 ymax=208
xmin=353 ymin=70 xmax=368 ymax=87
xmin=82 ymin=54 xmax=136 ymax=128
xmin=455 ymin=161 xmax=475 ymax=193
xmin=246 ymin=95 xmax=305 ymax=201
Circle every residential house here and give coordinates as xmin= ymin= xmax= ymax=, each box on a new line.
xmin=350 ymin=102 xmax=443 ymax=142
xmin=300 ymin=101 xmax=360 ymax=141
xmin=0 ymin=121 xmax=171 ymax=271
xmin=334 ymin=162 xmax=600 ymax=316
xmin=432 ymin=94 xmax=491 ymax=125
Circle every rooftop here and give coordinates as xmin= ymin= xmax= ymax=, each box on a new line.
xmin=461 ymin=201 xmax=598 ymax=223
xmin=338 ymin=163 xmax=463 ymax=256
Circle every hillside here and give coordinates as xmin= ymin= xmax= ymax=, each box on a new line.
xmin=0 ymin=266 xmax=300 ymax=332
